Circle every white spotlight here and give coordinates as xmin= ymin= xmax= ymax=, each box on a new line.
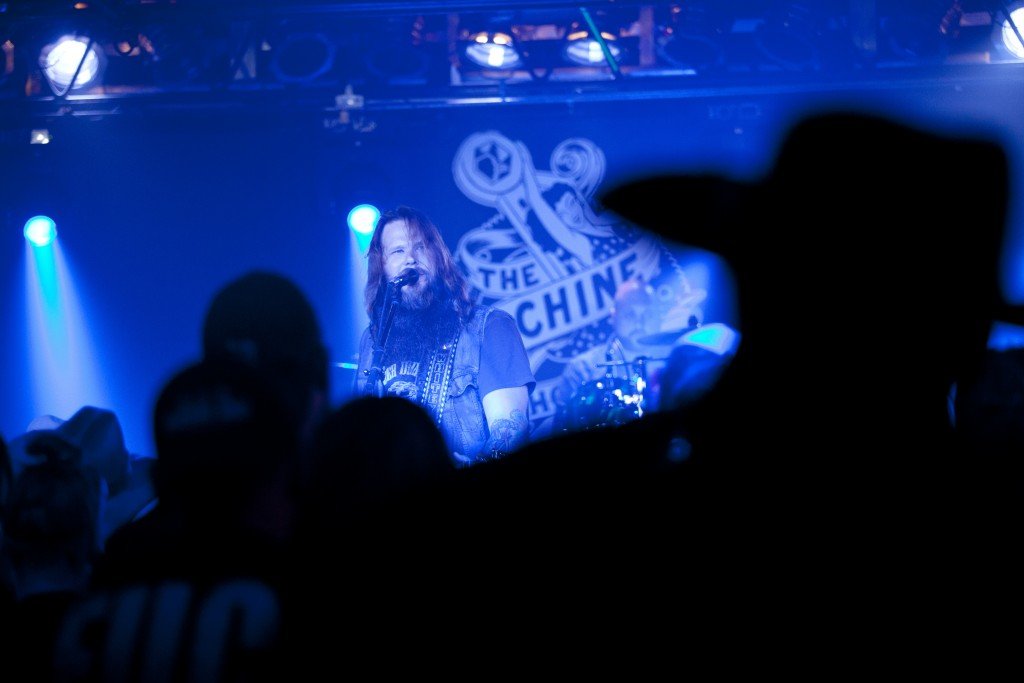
xmin=564 ymin=31 xmax=621 ymax=66
xmin=30 ymin=129 xmax=52 ymax=145
xmin=1001 ymin=7 xmax=1024 ymax=60
xmin=40 ymin=36 xmax=103 ymax=91
xmin=464 ymin=32 xmax=521 ymax=70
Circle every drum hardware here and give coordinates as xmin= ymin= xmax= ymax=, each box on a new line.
xmin=594 ymin=356 xmax=665 ymax=407
xmin=554 ymin=377 xmax=643 ymax=432
xmin=595 ymin=357 xmax=668 ymax=368
xmin=557 ymin=355 xmax=672 ymax=432
xmin=595 ymin=359 xmax=631 ymax=367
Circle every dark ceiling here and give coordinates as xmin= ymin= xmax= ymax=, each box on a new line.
xmin=1 ymin=0 xmax=1022 ymax=124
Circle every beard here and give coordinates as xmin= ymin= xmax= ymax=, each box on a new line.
xmin=400 ymin=274 xmax=436 ymax=311
xmin=383 ymin=282 xmax=459 ymax=366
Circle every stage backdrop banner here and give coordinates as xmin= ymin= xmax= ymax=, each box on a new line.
xmin=447 ymin=129 xmax=728 ymax=437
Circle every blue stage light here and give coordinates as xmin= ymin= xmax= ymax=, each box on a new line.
xmin=24 ymin=216 xmax=57 ymax=247
xmin=347 ymin=204 xmax=380 ymax=235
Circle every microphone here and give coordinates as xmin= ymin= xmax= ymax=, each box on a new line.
xmin=389 ymin=268 xmax=420 ymax=288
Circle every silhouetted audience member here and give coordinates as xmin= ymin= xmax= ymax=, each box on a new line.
xmin=202 ymin=270 xmax=330 ymax=444
xmin=54 ymin=407 xmax=156 ymax=543
xmin=595 ymin=109 xmax=1018 ymax=605
xmin=94 ymin=358 xmax=301 ymax=584
xmin=288 ymin=395 xmax=456 ymax=672
xmin=96 ymin=270 xmax=329 ymax=560
xmin=0 ymin=433 xmax=11 ymax=608
xmin=299 ymin=395 xmax=454 ymax=526
xmin=0 ymin=432 xmax=11 ymax=517
xmin=53 ymin=359 xmax=299 ymax=682
xmin=5 ymin=407 xmax=156 ymax=547
xmin=950 ymin=345 xmax=1024 ymax=498
xmin=602 ymin=110 xmax=1009 ymax=472
xmin=42 ymin=271 xmax=329 ymax=681
xmin=0 ymin=431 xmax=104 ymax=682
xmin=0 ymin=431 xmax=11 ymax=536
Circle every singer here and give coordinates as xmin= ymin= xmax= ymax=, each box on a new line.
xmin=354 ymin=205 xmax=535 ymax=466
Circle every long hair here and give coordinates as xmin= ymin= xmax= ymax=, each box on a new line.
xmin=364 ymin=206 xmax=474 ymax=328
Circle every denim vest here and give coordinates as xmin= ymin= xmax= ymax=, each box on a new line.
xmin=355 ymin=305 xmax=492 ymax=464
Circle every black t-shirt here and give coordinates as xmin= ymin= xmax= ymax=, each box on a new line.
xmin=380 ymin=310 xmax=534 ymax=408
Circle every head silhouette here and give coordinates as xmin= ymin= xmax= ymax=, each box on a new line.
xmin=601 ymin=110 xmax=1010 ymax=456
xmin=202 ymin=270 xmax=329 ymax=439
xmin=303 ymin=395 xmax=452 ymax=520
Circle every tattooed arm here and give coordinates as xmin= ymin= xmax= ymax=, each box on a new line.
xmin=481 ymin=386 xmax=531 ymax=458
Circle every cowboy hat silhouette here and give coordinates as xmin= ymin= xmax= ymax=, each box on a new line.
xmin=599 ymin=110 xmax=1016 ymax=466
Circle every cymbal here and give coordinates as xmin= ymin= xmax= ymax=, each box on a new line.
xmin=635 ymin=327 xmax=694 ymax=346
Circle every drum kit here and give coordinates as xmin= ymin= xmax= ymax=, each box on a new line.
xmin=554 ymin=363 xmax=653 ymax=433
xmin=555 ymin=325 xmax=695 ymax=433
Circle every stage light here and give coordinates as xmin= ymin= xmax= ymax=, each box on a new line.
xmin=269 ymin=32 xmax=335 ymax=83
xmin=464 ymin=32 xmax=521 ymax=70
xmin=39 ymin=36 xmax=104 ymax=91
xmin=563 ymin=30 xmax=621 ymax=66
xmin=24 ymin=231 xmax=109 ymax=432
xmin=30 ymin=129 xmax=52 ymax=145
xmin=1000 ymin=6 xmax=1024 ymax=59
xmin=347 ymin=204 xmax=380 ymax=236
xmin=24 ymin=216 xmax=57 ymax=247
xmin=345 ymin=202 xmax=375 ymax=359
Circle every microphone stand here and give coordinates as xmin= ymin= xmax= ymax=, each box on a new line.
xmin=364 ymin=283 xmax=400 ymax=397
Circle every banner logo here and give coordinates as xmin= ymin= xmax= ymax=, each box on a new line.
xmin=453 ymin=131 xmax=705 ymax=435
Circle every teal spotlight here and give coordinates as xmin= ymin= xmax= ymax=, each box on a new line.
xmin=24 ymin=216 xmax=57 ymax=247
xmin=347 ymin=204 xmax=380 ymax=236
